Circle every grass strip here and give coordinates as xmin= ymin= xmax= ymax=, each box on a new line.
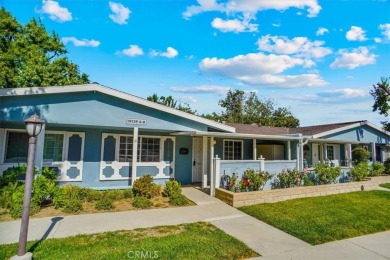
xmin=239 ymin=190 xmax=390 ymax=245
xmin=0 ymin=222 xmax=258 ymax=260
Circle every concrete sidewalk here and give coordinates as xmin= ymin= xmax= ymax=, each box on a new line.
xmin=0 ymin=187 xmax=389 ymax=259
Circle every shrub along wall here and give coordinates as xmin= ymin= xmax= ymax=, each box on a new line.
xmin=216 ymin=176 xmax=390 ymax=207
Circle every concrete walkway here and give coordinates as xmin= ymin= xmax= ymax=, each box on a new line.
xmin=0 ymin=187 xmax=389 ymax=259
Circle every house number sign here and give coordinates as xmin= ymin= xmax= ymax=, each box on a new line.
xmin=126 ymin=118 xmax=147 ymax=125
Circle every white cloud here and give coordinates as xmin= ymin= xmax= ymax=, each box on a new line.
xmin=61 ymin=37 xmax=100 ymax=47
xmin=316 ymin=88 xmax=368 ymax=99
xmin=236 ymin=74 xmax=327 ymax=88
xmin=272 ymin=23 xmax=280 ymax=27
xmin=177 ymin=96 xmax=198 ymax=103
xmin=183 ymin=0 xmax=321 ymax=19
xmin=257 ymin=34 xmax=332 ymax=58
xmin=199 ymin=52 xmax=327 ymax=88
xmin=346 ymin=26 xmax=367 ymax=41
xmin=170 ymin=85 xmax=231 ymax=96
xmin=183 ymin=0 xmax=224 ymax=19
xmin=40 ymin=0 xmax=72 ymax=22
xmin=117 ymin=45 xmax=144 ymax=56
xmin=379 ymin=23 xmax=390 ymax=40
xmin=150 ymin=47 xmax=178 ymax=58
xmin=374 ymin=37 xmax=382 ymax=43
xmin=211 ymin=17 xmax=258 ymax=33
xmin=330 ymin=47 xmax=376 ymax=69
xmin=316 ymin=27 xmax=329 ymax=36
xmin=109 ymin=2 xmax=131 ymax=25
xmin=200 ymin=52 xmax=305 ymax=76
xmin=284 ymin=88 xmax=368 ymax=103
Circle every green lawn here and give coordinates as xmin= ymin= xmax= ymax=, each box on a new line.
xmin=0 ymin=222 xmax=258 ymax=260
xmin=379 ymin=183 xmax=390 ymax=189
xmin=239 ymin=190 xmax=390 ymax=245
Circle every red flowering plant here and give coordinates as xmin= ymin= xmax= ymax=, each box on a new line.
xmin=227 ymin=172 xmax=239 ymax=192
xmin=239 ymin=177 xmax=250 ymax=192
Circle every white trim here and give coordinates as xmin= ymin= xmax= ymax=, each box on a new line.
xmin=2 ymin=129 xmax=27 ymax=164
xmin=100 ymin=132 xmax=175 ymax=181
xmin=0 ymin=84 xmax=235 ymax=133
xmin=172 ymin=131 xmax=301 ymax=141
xmin=312 ymin=121 xmax=390 ymax=138
xmin=223 ymin=139 xmax=243 ymax=160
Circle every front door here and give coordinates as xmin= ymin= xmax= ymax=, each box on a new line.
xmin=312 ymin=143 xmax=320 ymax=165
xmin=192 ymin=138 xmax=203 ymax=182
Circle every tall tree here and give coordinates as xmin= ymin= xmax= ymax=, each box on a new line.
xmin=370 ymin=77 xmax=390 ymax=131
xmin=147 ymin=93 xmax=197 ymax=115
xmin=0 ymin=8 xmax=89 ymax=88
xmin=204 ymin=89 xmax=300 ymax=128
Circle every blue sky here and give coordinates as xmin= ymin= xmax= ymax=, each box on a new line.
xmin=2 ymin=0 xmax=390 ymax=126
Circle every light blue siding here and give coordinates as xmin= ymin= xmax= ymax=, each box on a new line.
xmin=324 ymin=125 xmax=389 ymax=144
xmin=0 ymin=92 xmax=209 ymax=132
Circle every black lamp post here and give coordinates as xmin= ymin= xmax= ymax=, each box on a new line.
xmin=12 ymin=114 xmax=44 ymax=260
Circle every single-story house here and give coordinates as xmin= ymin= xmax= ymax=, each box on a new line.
xmin=1 ymin=84 xmax=389 ymax=190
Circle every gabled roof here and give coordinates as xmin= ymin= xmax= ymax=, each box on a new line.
xmin=226 ymin=123 xmax=290 ymax=135
xmin=223 ymin=121 xmax=389 ymax=138
xmin=290 ymin=121 xmax=367 ymax=136
xmin=0 ymin=84 xmax=235 ymax=133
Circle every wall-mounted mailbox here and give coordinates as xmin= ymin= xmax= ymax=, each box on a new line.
xmin=179 ymin=148 xmax=189 ymax=155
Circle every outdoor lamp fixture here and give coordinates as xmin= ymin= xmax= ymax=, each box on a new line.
xmin=12 ymin=114 xmax=44 ymax=260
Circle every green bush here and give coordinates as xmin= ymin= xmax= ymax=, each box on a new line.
xmin=103 ymin=189 xmax=124 ymax=200
xmin=243 ymin=169 xmax=272 ymax=191
xmin=54 ymin=185 xmax=82 ymax=209
xmin=62 ymin=199 xmax=83 ymax=213
xmin=162 ymin=180 xmax=182 ymax=197
xmin=168 ymin=194 xmax=189 ymax=206
xmin=78 ymin=188 xmax=102 ymax=202
xmin=384 ymin=158 xmax=390 ymax=174
xmin=352 ymin=147 xmax=370 ymax=165
xmin=32 ymin=175 xmax=59 ymax=207
xmin=272 ymin=169 xmax=301 ymax=189
xmin=95 ymin=198 xmax=115 ymax=210
xmin=314 ymin=163 xmax=341 ymax=184
xmin=370 ymin=162 xmax=385 ymax=176
xmin=0 ymin=182 xmax=23 ymax=209
xmin=123 ymin=188 xmax=133 ymax=199
xmin=41 ymin=167 xmax=58 ymax=181
xmin=132 ymin=196 xmax=153 ymax=209
xmin=132 ymin=175 xmax=160 ymax=198
xmin=0 ymin=164 xmax=26 ymax=188
xmin=349 ymin=162 xmax=370 ymax=181
xmin=10 ymin=186 xmax=40 ymax=218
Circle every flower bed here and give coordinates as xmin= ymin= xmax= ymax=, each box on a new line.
xmin=216 ymin=176 xmax=390 ymax=207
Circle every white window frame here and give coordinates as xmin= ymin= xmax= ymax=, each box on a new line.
xmin=326 ymin=145 xmax=335 ymax=161
xmin=223 ymin=139 xmax=243 ymax=160
xmin=43 ymin=131 xmax=66 ymax=163
xmin=101 ymin=133 xmax=163 ymax=163
xmin=2 ymin=129 xmax=29 ymax=164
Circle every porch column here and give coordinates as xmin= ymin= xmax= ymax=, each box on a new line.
xmin=346 ymin=143 xmax=352 ymax=166
xmin=202 ymin=136 xmax=208 ymax=188
xmin=253 ymin=139 xmax=257 ymax=160
xmin=287 ymin=141 xmax=291 ymax=160
xmin=131 ymin=127 xmax=138 ymax=185
xmin=371 ymin=142 xmax=376 ymax=162
xmin=324 ymin=143 xmax=328 ymax=160
xmin=210 ymin=137 xmax=215 ymax=189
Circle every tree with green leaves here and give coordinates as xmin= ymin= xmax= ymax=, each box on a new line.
xmin=370 ymin=77 xmax=390 ymax=131
xmin=205 ymin=89 xmax=300 ymax=128
xmin=0 ymin=8 xmax=89 ymax=88
xmin=147 ymin=93 xmax=197 ymax=115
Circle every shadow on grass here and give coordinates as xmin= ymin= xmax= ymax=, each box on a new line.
xmin=28 ymin=216 xmax=63 ymax=253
